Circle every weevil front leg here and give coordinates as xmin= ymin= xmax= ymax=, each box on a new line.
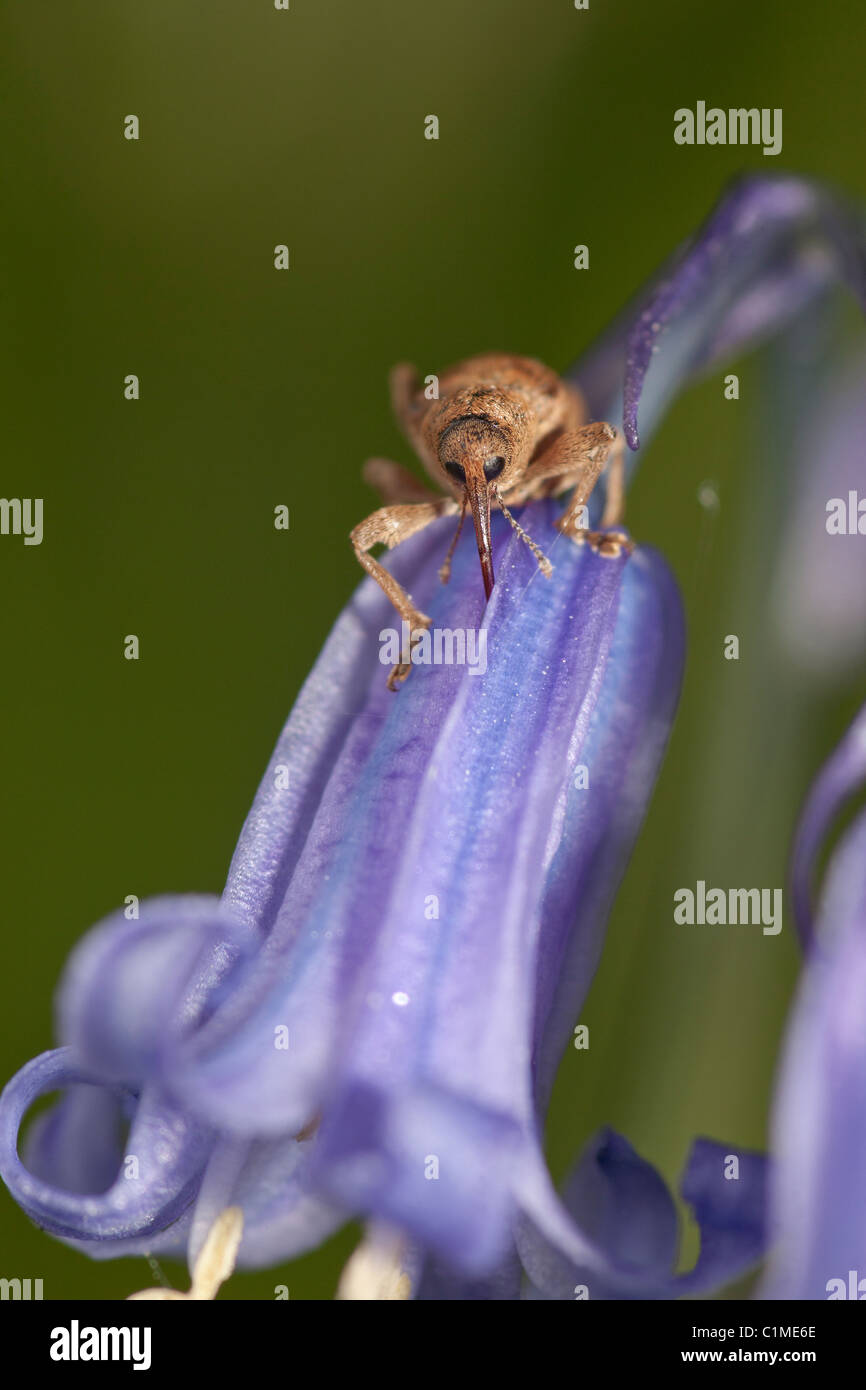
xmin=556 ymin=432 xmax=631 ymax=556
xmin=505 ymin=421 xmax=616 ymax=507
xmin=598 ymin=428 xmax=627 ymax=529
xmin=553 ymin=426 xmax=631 ymax=555
xmin=507 ymin=422 xmax=632 ymax=557
xmin=350 ymin=498 xmax=455 ymax=689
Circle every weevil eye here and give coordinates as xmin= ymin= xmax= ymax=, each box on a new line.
xmin=483 ymin=456 xmax=506 ymax=480
xmin=444 ymin=461 xmax=466 ymax=483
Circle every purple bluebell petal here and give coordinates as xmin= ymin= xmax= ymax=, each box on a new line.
xmin=416 ymin=1250 xmax=523 ymax=1301
xmin=222 ymin=524 xmax=451 ymax=936
xmin=518 ymin=1130 xmax=766 ymax=1300
xmin=0 ymin=526 xmax=460 ymax=1261
xmin=317 ymin=1089 xmax=525 ymax=1274
xmin=568 ymin=1130 xmax=678 ymax=1273
xmin=156 ymin=509 xmax=558 ymax=1144
xmin=187 ymin=1136 xmax=346 ymax=1271
xmin=0 ymin=1049 xmax=212 ymax=1249
xmin=675 ymin=1139 xmax=767 ymax=1295
xmin=162 ymin=517 xmax=486 ymax=1138
xmin=518 ymin=1130 xmax=676 ymax=1300
xmin=301 ymin=516 xmax=684 ymax=1272
xmin=2 ymin=1063 xmax=340 ymax=1270
xmin=531 ymin=546 xmax=686 ymax=1104
xmin=58 ymin=896 xmax=247 ymax=1084
xmin=22 ymin=1082 xmax=127 ymax=1200
xmin=623 ymin=176 xmax=866 ymax=451
xmin=789 ymin=702 xmax=866 ymax=948
xmin=762 ymin=808 xmax=866 ymax=1299
xmin=572 ymin=175 xmax=866 ymax=455
xmin=158 ymin=511 xmax=639 ymax=1193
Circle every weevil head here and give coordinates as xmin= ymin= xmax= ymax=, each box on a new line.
xmin=436 ymin=414 xmax=518 ymax=600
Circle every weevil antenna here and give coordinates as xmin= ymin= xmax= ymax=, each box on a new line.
xmin=491 ymin=485 xmax=553 ymax=578
xmin=438 ymin=494 xmax=468 ymax=584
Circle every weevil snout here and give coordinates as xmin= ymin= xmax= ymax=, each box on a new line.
xmin=438 ymin=416 xmax=512 ymax=599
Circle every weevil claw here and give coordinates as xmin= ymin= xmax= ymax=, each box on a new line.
xmin=387 ymin=662 xmax=412 ymax=691
xmin=558 ymin=523 xmax=634 ymax=558
xmin=387 ymin=620 xmax=431 ymax=690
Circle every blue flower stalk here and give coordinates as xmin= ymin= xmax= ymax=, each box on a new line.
xmin=2 ymin=173 xmax=865 ymax=1296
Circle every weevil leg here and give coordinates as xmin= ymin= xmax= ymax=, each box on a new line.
xmin=504 ymin=421 xmax=616 ymax=507
xmin=549 ymin=424 xmax=630 ymax=553
xmin=503 ymin=422 xmax=632 ymax=558
xmin=557 ymin=464 xmax=633 ymax=558
xmin=599 ymin=428 xmax=627 ymax=529
xmin=553 ymin=384 xmax=629 ymax=531
xmin=350 ymin=499 xmax=456 ymax=689
xmin=389 ymin=363 xmax=425 ymax=444
xmin=362 ymin=457 xmax=437 ymax=505
xmin=553 ymin=445 xmax=616 ymax=549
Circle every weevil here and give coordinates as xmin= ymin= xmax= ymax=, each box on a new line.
xmin=351 ymin=353 xmax=631 ymax=688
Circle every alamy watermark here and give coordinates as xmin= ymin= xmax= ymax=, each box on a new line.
xmin=0 ymin=497 xmax=42 ymax=545
xmin=1 ymin=1276 xmax=43 ymax=1299
xmin=674 ymin=880 xmax=783 ymax=935
xmin=826 ymin=1270 xmax=866 ymax=1299
xmin=826 ymin=490 xmax=866 ymax=534
xmin=50 ymin=1322 xmax=151 ymax=1370
xmin=674 ymin=103 xmax=782 ymax=157
xmin=379 ymin=622 xmax=487 ymax=676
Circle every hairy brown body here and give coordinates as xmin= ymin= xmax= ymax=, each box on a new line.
xmin=351 ymin=352 xmax=629 ymax=687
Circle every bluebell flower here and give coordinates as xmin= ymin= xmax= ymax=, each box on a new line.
xmin=0 ymin=519 xmax=686 ymax=1286
xmin=1 ymin=173 xmax=864 ymax=1297
xmin=760 ymin=704 xmax=866 ymax=1299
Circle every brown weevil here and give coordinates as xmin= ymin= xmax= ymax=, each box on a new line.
xmin=351 ymin=353 xmax=630 ymax=687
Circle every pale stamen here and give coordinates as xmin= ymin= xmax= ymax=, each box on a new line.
xmin=127 ymin=1207 xmax=244 ymax=1301
xmin=336 ymin=1224 xmax=413 ymax=1301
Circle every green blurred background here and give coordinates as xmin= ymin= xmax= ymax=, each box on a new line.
xmin=1 ymin=0 xmax=864 ymax=1298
